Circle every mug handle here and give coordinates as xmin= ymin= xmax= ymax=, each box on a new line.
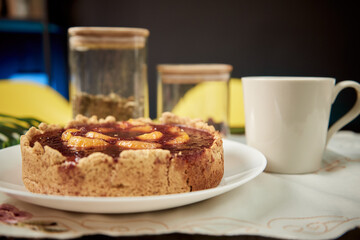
xmin=326 ymin=80 xmax=360 ymax=145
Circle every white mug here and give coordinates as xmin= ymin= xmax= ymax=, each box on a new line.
xmin=242 ymin=76 xmax=360 ymax=174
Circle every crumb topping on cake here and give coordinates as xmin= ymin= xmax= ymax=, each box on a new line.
xmin=29 ymin=120 xmax=214 ymax=163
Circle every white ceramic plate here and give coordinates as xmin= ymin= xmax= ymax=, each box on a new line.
xmin=0 ymin=139 xmax=266 ymax=213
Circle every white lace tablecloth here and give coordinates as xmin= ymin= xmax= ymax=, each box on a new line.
xmin=0 ymin=131 xmax=359 ymax=239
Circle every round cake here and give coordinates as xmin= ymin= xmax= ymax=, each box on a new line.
xmin=20 ymin=112 xmax=224 ymax=196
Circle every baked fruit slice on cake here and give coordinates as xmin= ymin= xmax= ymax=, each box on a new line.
xmin=20 ymin=112 xmax=224 ymax=196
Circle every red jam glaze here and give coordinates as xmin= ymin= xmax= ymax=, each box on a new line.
xmin=29 ymin=123 xmax=215 ymax=163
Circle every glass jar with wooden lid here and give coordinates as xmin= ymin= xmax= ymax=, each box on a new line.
xmin=157 ymin=64 xmax=233 ymax=135
xmin=68 ymin=27 xmax=149 ymax=120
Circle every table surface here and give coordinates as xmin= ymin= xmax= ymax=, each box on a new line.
xmin=1 ymin=228 xmax=360 ymax=239
xmin=0 ymin=132 xmax=359 ymax=240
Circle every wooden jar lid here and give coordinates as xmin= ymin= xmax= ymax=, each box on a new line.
xmin=157 ymin=64 xmax=233 ymax=74
xmin=157 ymin=64 xmax=233 ymax=84
xmin=68 ymin=27 xmax=149 ymax=50
xmin=68 ymin=27 xmax=150 ymax=37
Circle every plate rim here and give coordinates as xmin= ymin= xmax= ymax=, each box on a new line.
xmin=0 ymin=139 xmax=266 ymax=212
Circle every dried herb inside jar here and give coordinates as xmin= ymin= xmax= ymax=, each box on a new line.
xmin=72 ymin=92 xmax=138 ymax=121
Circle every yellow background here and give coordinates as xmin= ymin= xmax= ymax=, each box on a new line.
xmin=0 ymin=79 xmax=245 ymax=127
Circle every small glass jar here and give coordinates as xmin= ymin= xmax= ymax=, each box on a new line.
xmin=157 ymin=64 xmax=233 ymax=135
xmin=68 ymin=27 xmax=149 ymax=120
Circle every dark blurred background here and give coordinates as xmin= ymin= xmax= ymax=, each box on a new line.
xmin=1 ymin=0 xmax=359 ymax=131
